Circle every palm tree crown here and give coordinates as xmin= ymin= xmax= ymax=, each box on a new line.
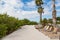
xmin=35 ymin=0 xmax=43 ymax=6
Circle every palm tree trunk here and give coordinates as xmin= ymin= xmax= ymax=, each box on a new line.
xmin=52 ymin=0 xmax=56 ymax=27
xmin=52 ymin=0 xmax=57 ymax=34
xmin=40 ymin=13 xmax=42 ymax=24
xmin=52 ymin=10 xmax=56 ymax=27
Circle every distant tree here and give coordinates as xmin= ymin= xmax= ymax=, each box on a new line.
xmin=42 ymin=18 xmax=47 ymax=26
xmin=57 ymin=17 xmax=60 ymax=21
xmin=56 ymin=17 xmax=60 ymax=24
xmin=48 ymin=19 xmax=52 ymax=24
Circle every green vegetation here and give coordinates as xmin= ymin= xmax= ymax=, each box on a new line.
xmin=0 ymin=14 xmax=38 ymax=38
xmin=42 ymin=17 xmax=60 ymax=25
xmin=57 ymin=17 xmax=60 ymax=24
xmin=42 ymin=18 xmax=47 ymax=25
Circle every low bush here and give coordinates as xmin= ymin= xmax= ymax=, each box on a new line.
xmin=0 ymin=14 xmax=38 ymax=38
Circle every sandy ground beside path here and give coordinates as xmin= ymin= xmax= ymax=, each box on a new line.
xmin=2 ymin=25 xmax=50 ymax=40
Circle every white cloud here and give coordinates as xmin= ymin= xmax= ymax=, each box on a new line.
xmin=56 ymin=1 xmax=60 ymax=7
xmin=43 ymin=0 xmax=60 ymax=15
xmin=0 ymin=0 xmax=24 ymax=14
xmin=42 ymin=1 xmax=52 ymax=15
xmin=26 ymin=0 xmax=36 ymax=8
xmin=0 ymin=0 xmax=60 ymax=22
xmin=0 ymin=0 xmax=39 ymax=20
xmin=6 ymin=9 xmax=39 ymax=20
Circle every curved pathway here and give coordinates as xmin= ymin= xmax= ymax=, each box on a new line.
xmin=2 ymin=25 xmax=50 ymax=40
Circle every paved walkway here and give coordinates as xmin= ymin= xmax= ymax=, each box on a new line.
xmin=2 ymin=25 xmax=50 ymax=40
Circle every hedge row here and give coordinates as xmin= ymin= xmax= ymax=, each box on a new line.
xmin=0 ymin=14 xmax=38 ymax=38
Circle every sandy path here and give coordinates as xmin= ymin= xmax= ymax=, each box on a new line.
xmin=2 ymin=25 xmax=50 ymax=40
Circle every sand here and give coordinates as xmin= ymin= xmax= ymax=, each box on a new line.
xmin=2 ymin=25 xmax=50 ymax=40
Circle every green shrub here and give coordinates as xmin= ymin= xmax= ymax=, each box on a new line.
xmin=0 ymin=24 xmax=7 ymax=38
xmin=0 ymin=14 xmax=38 ymax=38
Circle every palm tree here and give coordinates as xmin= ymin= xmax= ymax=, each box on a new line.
xmin=52 ymin=0 xmax=57 ymax=33
xmin=35 ymin=0 xmax=43 ymax=24
xmin=38 ymin=6 xmax=44 ymax=24
xmin=52 ymin=0 xmax=56 ymax=27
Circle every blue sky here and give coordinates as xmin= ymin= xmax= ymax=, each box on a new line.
xmin=0 ymin=0 xmax=60 ymax=22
